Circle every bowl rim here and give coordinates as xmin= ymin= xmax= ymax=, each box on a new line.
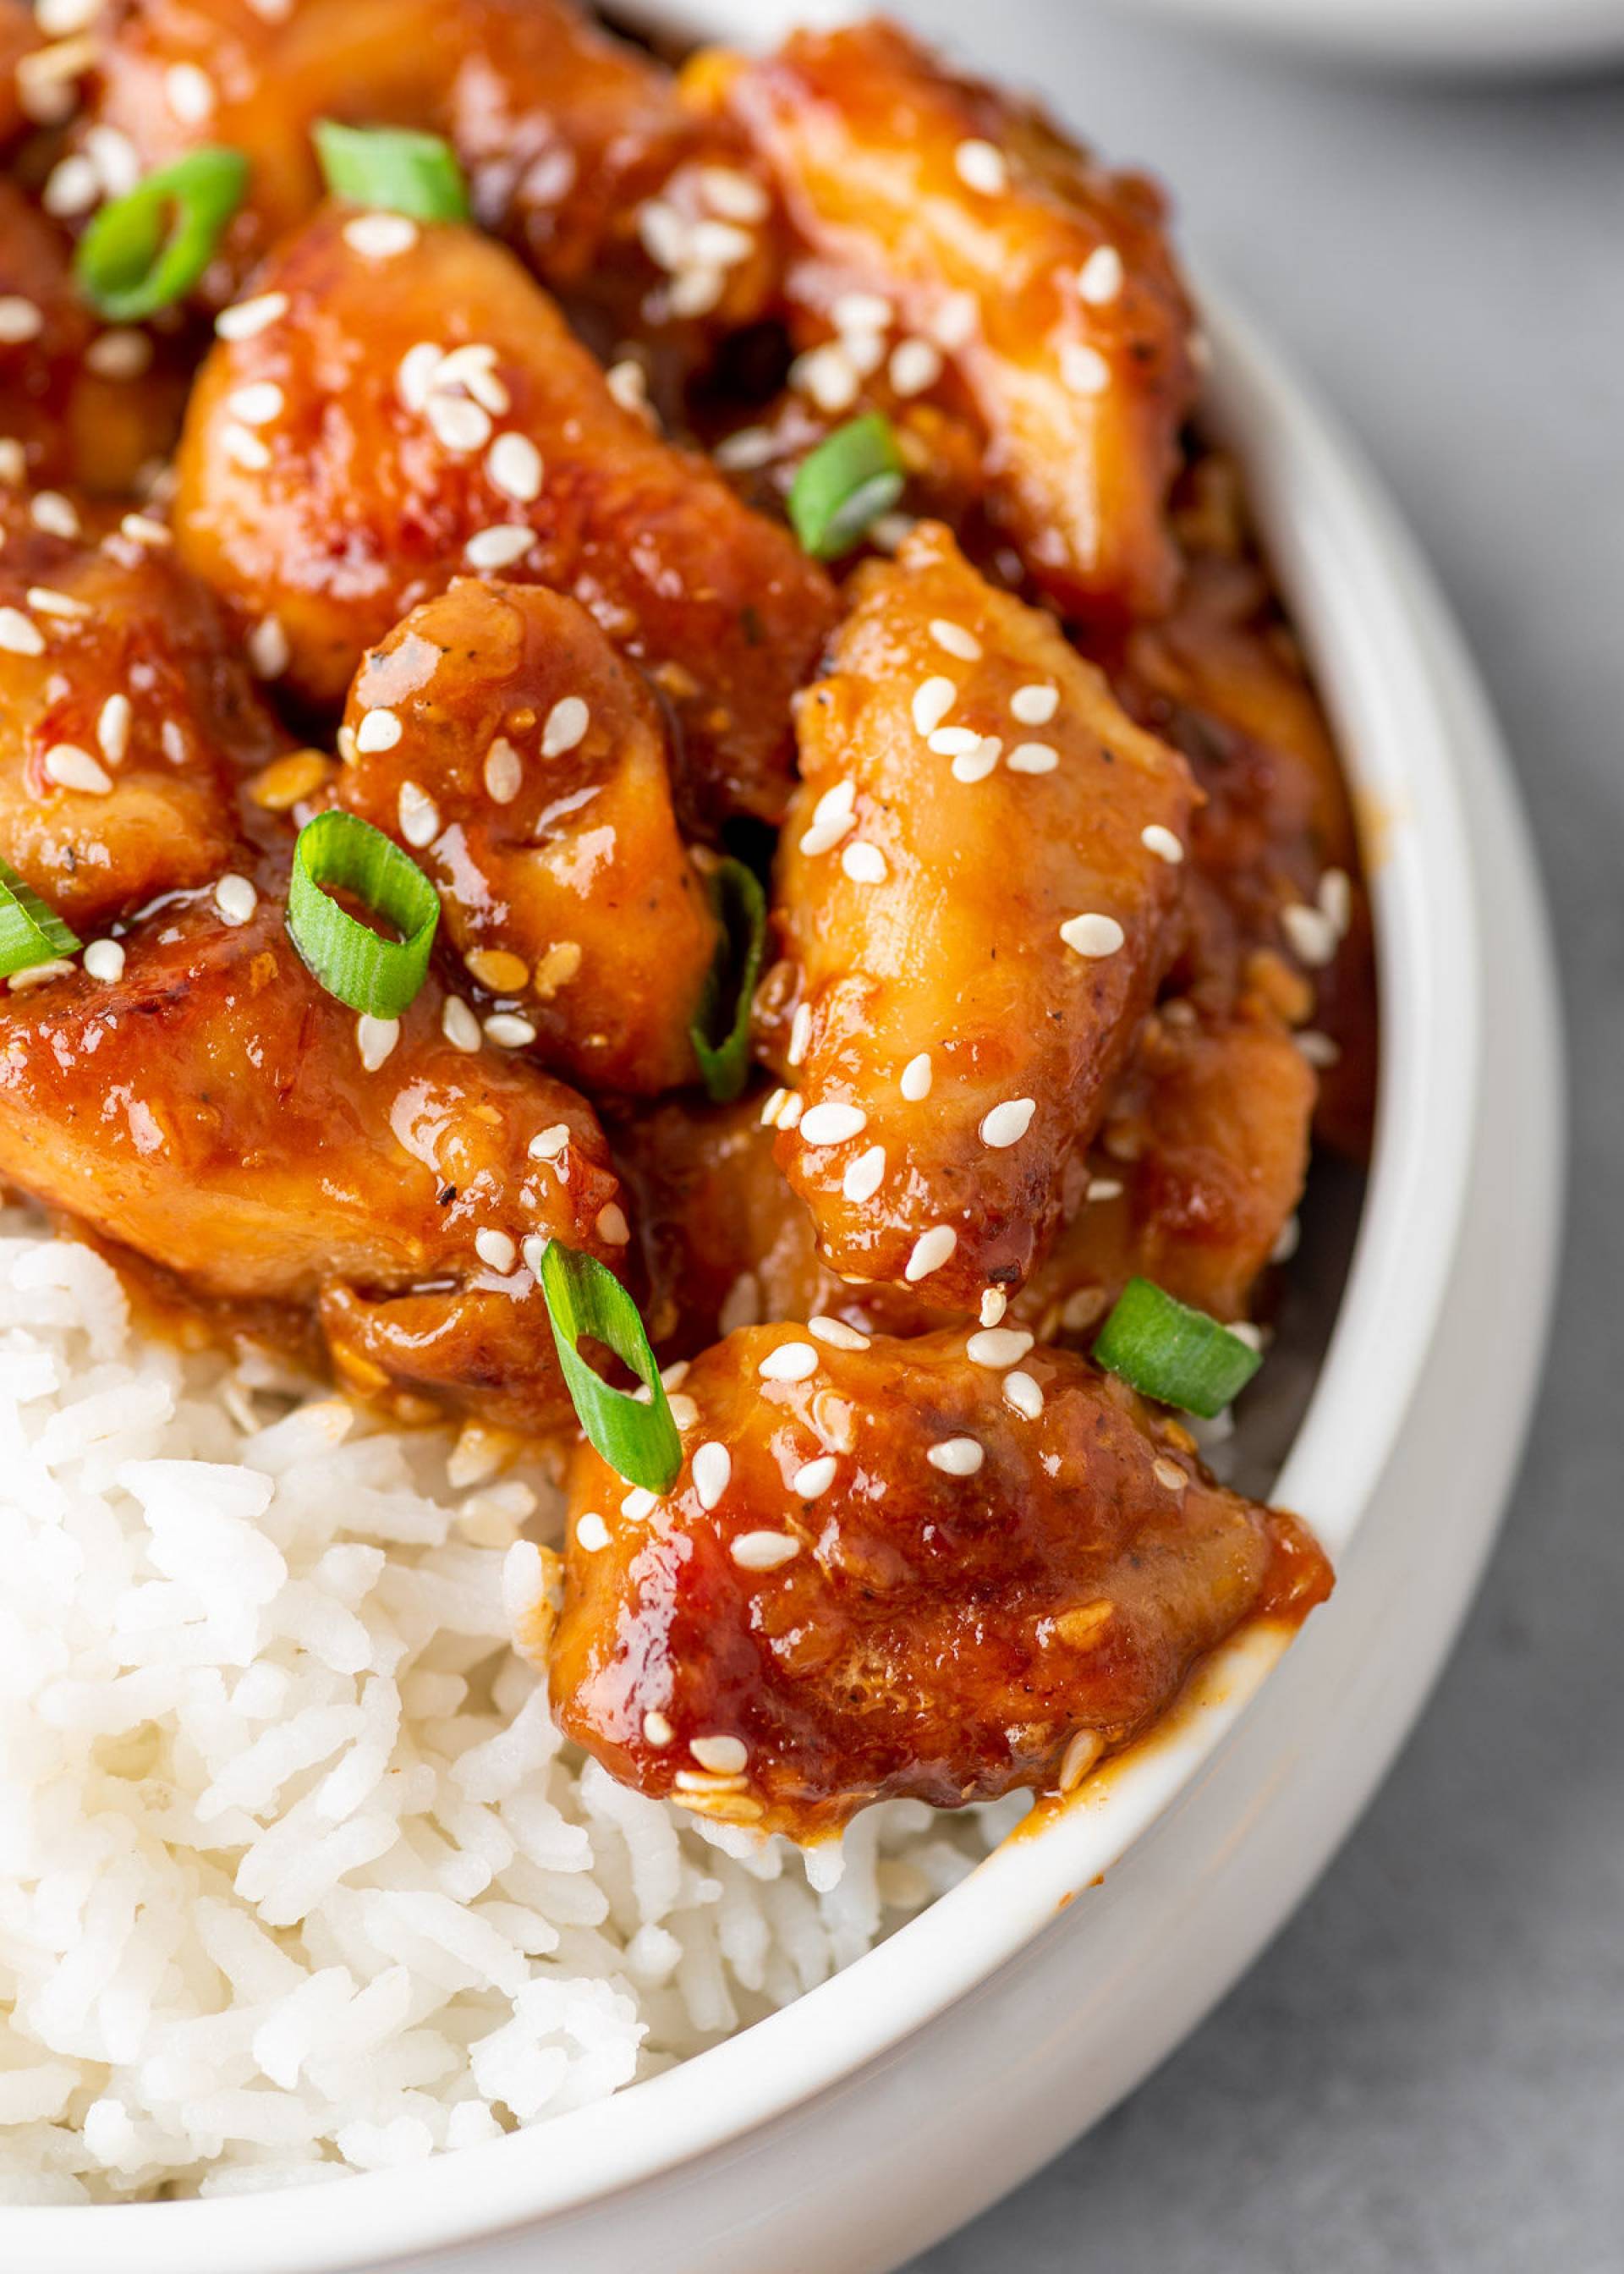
xmin=3 ymin=272 xmax=1490 ymax=2269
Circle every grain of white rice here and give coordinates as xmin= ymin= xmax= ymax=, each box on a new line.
xmin=0 ymin=1218 xmax=1016 ymax=2200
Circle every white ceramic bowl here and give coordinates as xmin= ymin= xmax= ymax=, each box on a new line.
xmin=1085 ymin=0 xmax=1624 ymax=71
xmin=5 ymin=12 xmax=1563 ymax=2269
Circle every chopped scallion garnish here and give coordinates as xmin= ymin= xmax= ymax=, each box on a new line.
xmin=313 ymin=121 xmax=469 ymax=222
xmin=286 ymin=810 xmax=439 ymax=1018
xmin=689 ymin=857 xmax=766 ymax=1103
xmin=0 ymin=857 xmax=80 ymax=978
xmin=787 ymin=413 xmax=906 ymax=560
xmin=538 ymin=1242 xmax=682 ymax=1491
xmin=1094 ymin=1278 xmax=1263 ymax=1419
xmin=74 ymin=148 xmax=250 ymax=321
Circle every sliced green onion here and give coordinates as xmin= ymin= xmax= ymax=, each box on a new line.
xmin=538 ymin=1242 xmax=682 ymax=1492
xmin=689 ymin=858 xmax=765 ymax=1103
xmin=286 ymin=810 xmax=439 ymax=1017
xmin=1094 ymin=1277 xmax=1262 ymax=1420
xmin=74 ymin=147 xmax=249 ymax=321
xmin=313 ymin=120 xmax=469 ymax=222
xmin=788 ymin=413 xmax=906 ymax=560
xmin=0 ymin=856 xmax=80 ymax=978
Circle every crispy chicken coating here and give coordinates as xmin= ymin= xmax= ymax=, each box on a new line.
xmin=335 ymin=579 xmax=719 ymax=1097
xmin=0 ymin=494 xmax=283 ymax=926
xmin=546 ymin=1324 xmax=1331 ymax=1842
xmin=174 ymin=206 xmax=836 ymax=824
xmin=720 ymin=19 xmax=1196 ymax=619
xmin=771 ymin=524 xmax=1194 ymax=1312
xmin=0 ymin=184 xmax=189 ymax=496
xmin=0 ymin=880 xmax=626 ymax=1427
xmin=84 ymin=0 xmax=778 ymax=341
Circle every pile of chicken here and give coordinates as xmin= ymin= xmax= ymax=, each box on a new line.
xmin=0 ymin=2 xmax=1370 ymax=1843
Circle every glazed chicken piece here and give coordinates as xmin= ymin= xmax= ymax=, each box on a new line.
xmin=335 ymin=579 xmax=719 ymax=1097
xmin=0 ymin=2 xmax=35 ymax=148
xmin=174 ymin=206 xmax=836 ymax=825
xmin=546 ymin=1324 xmax=1331 ymax=1841
xmin=0 ymin=183 xmax=190 ymax=496
xmin=0 ymin=882 xmax=628 ymax=1428
xmin=771 ymin=524 xmax=1194 ymax=1315
xmin=0 ymin=495 xmax=286 ymax=927
xmin=83 ymin=0 xmax=779 ymax=342
xmin=719 ymin=19 xmax=1196 ymax=620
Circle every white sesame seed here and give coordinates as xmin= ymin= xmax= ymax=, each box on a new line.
xmin=955 ymin=138 xmax=1008 ymax=195
xmin=1281 ymin=902 xmax=1338 ymax=968
xmin=29 ymin=491 xmax=79 ymax=539
xmin=248 ymin=615 xmax=289 ymax=679
xmin=905 ymin=1225 xmax=957 ymax=1283
xmin=466 ymin=740 xmax=520 ymax=811
xmin=700 ymin=165 xmax=769 ymax=223
xmin=118 ymin=512 xmax=169 ymax=547
xmin=575 ymin=1510 xmax=610 ymax=1554
xmin=221 ymin=421 xmax=271 ymax=473
xmin=529 ymin=1123 xmax=571 ymax=1161
xmin=226 ymin=381 xmax=283 ymax=426
xmin=475 ymin=1228 xmax=517 ymax=1274
xmin=786 ymin=1002 xmax=812 ymax=1069
xmin=216 ymin=291 xmax=288 ymax=342
xmin=7 ymin=958 xmax=74 ymax=991
xmin=164 ymin=60 xmax=214 ymax=121
xmin=426 ymin=393 xmax=491 ymax=453
xmin=840 ymin=840 xmax=887 ymax=885
xmin=1011 ymin=683 xmax=1059 ymax=726
xmin=44 ymin=744 xmax=111 ymax=794
xmin=952 ymin=737 xmax=1001 ymax=784
xmin=967 ymin=1327 xmax=1039 ymax=1381
xmin=911 ymin=678 xmax=957 ymax=738
xmin=27 ymin=586 xmax=88 ymax=619
xmin=355 ymin=708 xmax=403 ymax=755
xmin=901 ymin=1052 xmax=932 ymax=1101
xmin=0 ymin=297 xmax=43 ymax=346
xmin=759 ymin=1087 xmax=789 ymax=1129
xmin=392 ymin=781 xmax=436 ymax=849
xmin=759 ymin=1340 xmax=819 ymax=1383
xmin=1141 ymin=823 xmax=1184 ymax=865
xmin=1086 ymin=1175 xmax=1124 ymax=1202
xmin=790 ymin=342 xmax=861 ymax=415
xmin=979 ymin=1288 xmax=1007 ymax=1327
xmin=642 ymin=1709 xmax=673 ymax=1747
xmin=689 ymin=217 xmax=754 ymax=269
xmin=829 ymin=291 xmax=889 ymax=337
xmin=214 ymin=873 xmax=256 ymax=926
xmin=1296 ymin=1030 xmax=1341 ymax=1068
xmin=1227 ymin=1320 xmax=1265 ymax=1353
xmin=732 ymin=1530 xmax=801 ymax=1574
xmin=1007 ymin=742 xmax=1058 ymax=775
xmin=356 ymin=1014 xmax=399 ymax=1072
xmin=691 ymin=1733 xmax=748 ymax=1775
xmin=927 ymin=725 xmax=980 ymax=759
xmin=667 ymin=264 xmax=724 ymax=320
xmin=1078 ymin=245 xmax=1126 ymax=305
xmin=799 ymin=1101 xmax=867 ymax=1146
xmin=693 ymin=1442 xmax=731 ymax=1511
xmin=0 ymin=442 xmax=26 ymax=488
xmin=85 ymin=327 xmax=152 ymax=380
xmin=979 ymin=1096 xmax=1036 ymax=1149
xmin=927 ymin=1435 xmax=985 ymax=1476
xmin=1004 ymin=1370 xmax=1045 ymax=1420
xmin=442 ymin=997 xmax=481 ymax=1052
xmin=929 ymin=618 xmax=981 ymax=662
xmin=776 ymin=1090 xmax=803 ymax=1130
xmin=464 ymin=525 xmax=534 ymax=573
xmin=1060 ymin=912 xmax=1125 ymax=958
xmin=1319 ymin=866 xmax=1353 ymax=935
xmin=933 ymin=289 xmax=978 ymax=350
xmin=605 ymin=359 xmax=650 ymax=420
xmin=542 ymin=696 xmax=589 ymax=757
xmin=798 ymin=780 xmax=857 ymax=858
xmin=1153 ymin=1458 xmax=1188 ymax=1491
xmin=1060 ymin=1727 xmax=1105 ymax=1791
xmin=83 ymin=939 xmax=125 ymax=983
xmin=792 ymin=1453 xmax=839 ymax=1502
xmin=90 ymin=696 xmax=130 ymax=772
xmin=396 ymin=342 xmax=442 ymax=413
xmin=842 ymin=1144 xmax=886 ymax=1203
xmin=42 ymin=151 xmax=98 ymax=216
xmin=344 ymin=211 xmax=420 ymax=261
xmin=889 ymin=338 xmax=943 ymax=398
xmin=1061 ymin=341 xmax=1111 ymax=396
xmin=1062 ymin=1287 xmax=1108 ymax=1333
xmin=808 ymin=1316 xmax=870 ymax=1351
xmin=621 ymin=1486 xmax=656 ymax=1521
xmin=714 ymin=425 xmax=777 ymax=471
xmin=595 ymin=1202 xmax=631 ymax=1244
xmin=37 ymin=0 xmax=100 ymax=42
xmin=486 ymin=430 xmax=543 ymax=503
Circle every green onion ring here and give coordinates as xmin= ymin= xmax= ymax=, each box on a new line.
xmin=787 ymin=413 xmax=907 ymax=561
xmin=538 ymin=1242 xmax=682 ymax=1492
xmin=74 ymin=147 xmax=250 ymax=321
xmin=689 ymin=857 xmax=766 ymax=1103
xmin=0 ymin=855 xmax=80 ymax=978
xmin=1093 ymin=1277 xmax=1263 ymax=1420
xmin=286 ymin=810 xmax=439 ymax=1019
xmin=312 ymin=121 xmax=469 ymax=222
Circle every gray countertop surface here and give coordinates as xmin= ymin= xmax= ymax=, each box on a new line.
xmin=885 ymin=6 xmax=1621 ymax=2270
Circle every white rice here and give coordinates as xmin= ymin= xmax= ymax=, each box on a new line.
xmin=0 ymin=1219 xmax=1018 ymax=2201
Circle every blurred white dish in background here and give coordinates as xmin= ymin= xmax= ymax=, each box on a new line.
xmin=1086 ymin=0 xmax=1624 ymax=71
